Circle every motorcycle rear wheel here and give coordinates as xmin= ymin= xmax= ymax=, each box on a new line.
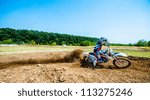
xmin=113 ymin=58 xmax=131 ymax=69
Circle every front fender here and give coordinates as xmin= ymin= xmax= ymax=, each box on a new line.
xmin=114 ymin=52 xmax=128 ymax=57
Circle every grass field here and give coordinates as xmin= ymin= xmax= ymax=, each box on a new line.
xmin=0 ymin=45 xmax=150 ymax=58
xmin=111 ymin=46 xmax=150 ymax=58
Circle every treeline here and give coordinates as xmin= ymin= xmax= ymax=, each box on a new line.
xmin=110 ymin=40 xmax=150 ymax=47
xmin=110 ymin=39 xmax=150 ymax=47
xmin=134 ymin=39 xmax=150 ymax=47
xmin=0 ymin=28 xmax=149 ymax=46
xmin=0 ymin=28 xmax=99 ymax=46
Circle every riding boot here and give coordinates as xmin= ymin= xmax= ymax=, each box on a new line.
xmin=98 ymin=57 xmax=103 ymax=63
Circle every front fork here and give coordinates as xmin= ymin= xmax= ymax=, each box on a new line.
xmin=113 ymin=55 xmax=118 ymax=60
xmin=113 ymin=56 xmax=124 ymax=65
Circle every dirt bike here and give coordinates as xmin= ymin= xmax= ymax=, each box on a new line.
xmin=82 ymin=46 xmax=131 ymax=69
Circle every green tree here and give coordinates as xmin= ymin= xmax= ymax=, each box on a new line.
xmin=136 ymin=39 xmax=148 ymax=46
xmin=29 ymin=40 xmax=36 ymax=45
xmin=80 ymin=41 xmax=91 ymax=46
xmin=148 ymin=41 xmax=150 ymax=46
xmin=49 ymin=42 xmax=57 ymax=46
xmin=1 ymin=39 xmax=14 ymax=44
xmin=61 ymin=41 xmax=66 ymax=45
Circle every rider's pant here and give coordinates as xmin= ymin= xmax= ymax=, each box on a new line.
xmin=94 ymin=50 xmax=101 ymax=61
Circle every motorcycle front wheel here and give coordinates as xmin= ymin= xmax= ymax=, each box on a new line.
xmin=113 ymin=58 xmax=131 ymax=69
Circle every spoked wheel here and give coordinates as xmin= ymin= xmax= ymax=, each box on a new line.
xmin=80 ymin=56 xmax=89 ymax=67
xmin=113 ymin=58 xmax=131 ymax=69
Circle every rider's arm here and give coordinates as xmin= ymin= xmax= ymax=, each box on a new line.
xmin=105 ymin=41 xmax=110 ymax=47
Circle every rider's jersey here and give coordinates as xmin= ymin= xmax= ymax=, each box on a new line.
xmin=94 ymin=40 xmax=109 ymax=52
xmin=94 ymin=41 xmax=102 ymax=52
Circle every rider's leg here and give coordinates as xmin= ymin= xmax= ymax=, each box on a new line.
xmin=94 ymin=49 xmax=102 ymax=63
xmin=94 ymin=51 xmax=99 ymax=62
xmin=96 ymin=51 xmax=103 ymax=62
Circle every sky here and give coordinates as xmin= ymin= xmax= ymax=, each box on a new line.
xmin=0 ymin=0 xmax=150 ymax=43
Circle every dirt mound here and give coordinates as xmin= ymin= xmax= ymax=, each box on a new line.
xmin=0 ymin=51 xmax=150 ymax=83
xmin=128 ymin=56 xmax=150 ymax=61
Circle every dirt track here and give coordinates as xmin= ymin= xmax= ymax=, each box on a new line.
xmin=0 ymin=49 xmax=150 ymax=83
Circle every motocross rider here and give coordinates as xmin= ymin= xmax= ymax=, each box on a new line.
xmin=94 ymin=37 xmax=109 ymax=63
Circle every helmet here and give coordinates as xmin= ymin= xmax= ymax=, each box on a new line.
xmin=99 ymin=37 xmax=108 ymax=45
